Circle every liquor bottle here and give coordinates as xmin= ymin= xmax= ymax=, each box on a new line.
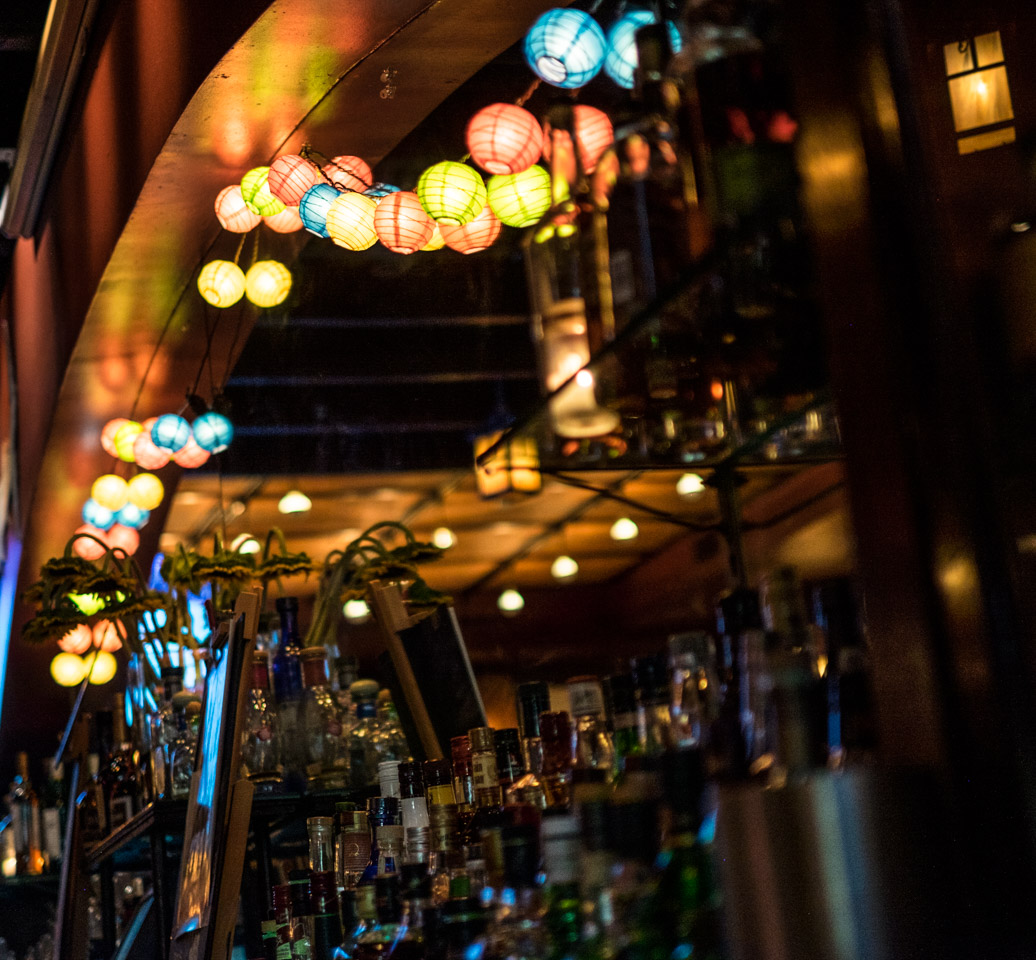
xmin=272 ymin=883 xmax=295 ymax=960
xmin=539 ymin=712 xmax=575 ymax=808
xmin=336 ymin=806 xmax=371 ymax=892
xmin=760 ymin=566 xmax=827 ymax=776
xmin=309 ymin=816 xmax=335 ymax=874
xmin=632 ymin=654 xmax=673 ymax=757
xmin=603 ymin=673 xmax=642 ymax=775
xmin=7 ymin=753 xmax=43 ymax=875
xmin=493 ymin=729 xmax=524 ymax=791
xmin=348 ymin=681 xmax=382 ymax=789
xmin=668 ymin=632 xmax=721 ymax=750
xmin=398 ymin=762 xmax=431 ymax=846
xmin=338 ymin=888 xmax=366 ymax=959
xmin=813 ymin=578 xmax=876 ymax=765
xmin=262 ymin=919 xmax=280 ymax=960
xmin=310 ymin=870 xmax=344 ymax=960
xmin=289 ymin=868 xmax=315 ymax=958
xmin=375 ymin=691 xmax=409 ymax=763
xmin=378 ymin=761 xmax=401 ymax=800
xmin=506 ymin=683 xmax=551 ymax=808
xmin=79 ymin=749 xmax=108 ymax=843
xmin=449 ymin=737 xmax=475 ymax=808
xmin=40 ymin=760 xmax=65 ymax=871
xmin=428 ymin=804 xmax=463 ymax=906
xmin=525 ymin=101 xmax=621 ymax=441
xmin=485 ymin=823 xmax=545 ymax=960
xmin=355 ymin=874 xmax=422 ymax=960
xmin=361 ymin=797 xmax=401 ymax=885
xmin=439 ymin=875 xmax=488 ymax=960
xmin=170 ymin=693 xmax=201 ymax=799
xmin=273 ymin=597 xmax=305 ymax=703
xmin=300 ymin=647 xmax=348 ymax=790
xmin=241 ymin=651 xmax=282 ymax=785
xmin=565 ymin=676 xmax=615 ymax=774
xmin=106 ymin=693 xmax=138 ymax=829
xmin=376 ymin=825 xmax=404 ymax=877
xmin=467 ymin=727 xmax=504 ymax=889
xmin=422 ymin=760 xmax=456 ymax=807
xmin=151 ymin=664 xmax=184 ymax=799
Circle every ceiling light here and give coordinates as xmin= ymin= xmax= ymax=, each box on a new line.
xmin=432 ymin=526 xmax=456 ymax=550
xmin=343 ymin=598 xmax=372 ymax=623
xmin=278 ymin=489 xmax=312 ymax=514
xmin=550 ymin=555 xmax=579 ymax=580
xmin=497 ymin=588 xmax=525 ymax=615
xmin=231 ymin=533 xmax=261 ymax=555
xmin=610 ymin=517 xmax=639 ymax=541
xmin=676 ymin=473 xmax=706 ymax=496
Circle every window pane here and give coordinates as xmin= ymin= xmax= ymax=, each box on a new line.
xmin=974 ymin=31 xmax=1004 ymax=68
xmin=944 ymin=39 xmax=974 ymax=77
xmin=947 ymin=65 xmax=1014 ymax=132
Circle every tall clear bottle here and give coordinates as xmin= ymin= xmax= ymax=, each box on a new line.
xmin=7 ymin=753 xmax=43 ymax=875
xmin=273 ymin=596 xmax=305 ymax=788
xmin=241 ymin=651 xmax=281 ymax=786
xmin=300 ymin=647 xmax=348 ymax=790
xmin=348 ymin=680 xmax=383 ymax=790
xmin=566 ymin=676 xmax=615 ymax=774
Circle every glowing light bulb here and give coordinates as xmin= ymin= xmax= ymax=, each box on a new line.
xmin=343 ymin=599 xmax=372 ymax=623
xmin=278 ymin=490 xmax=312 ymax=514
xmin=609 ymin=517 xmax=639 ymax=541
xmin=497 ymin=588 xmax=525 ymax=615
xmin=231 ymin=533 xmax=261 ymax=554
xmin=550 ymin=555 xmax=579 ymax=579
xmin=676 ymin=473 xmax=706 ymax=496
xmin=432 ymin=527 xmax=456 ymax=550
xmin=575 ymin=368 xmax=594 ymax=388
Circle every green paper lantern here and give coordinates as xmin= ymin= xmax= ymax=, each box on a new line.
xmin=487 ymin=166 xmax=552 ymax=227
xmin=416 ymin=162 xmax=487 ymax=226
xmin=240 ymin=166 xmax=286 ymax=217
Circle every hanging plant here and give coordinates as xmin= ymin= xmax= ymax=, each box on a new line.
xmin=257 ymin=527 xmax=316 ymax=588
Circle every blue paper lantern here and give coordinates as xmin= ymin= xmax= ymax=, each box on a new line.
xmin=82 ymin=498 xmax=115 ymax=531
xmin=115 ymin=503 xmax=150 ymax=529
xmin=524 ymin=9 xmax=606 ymax=89
xmin=604 ymin=10 xmax=682 ymax=90
xmin=363 ymin=182 xmax=401 ymax=199
xmin=299 ymin=184 xmax=342 ymax=238
xmin=192 ymin=412 xmax=234 ymax=453
xmin=151 ymin=413 xmax=192 ymax=452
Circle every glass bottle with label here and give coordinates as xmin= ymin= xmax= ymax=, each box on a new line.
xmin=632 ymin=654 xmax=673 ymax=756
xmin=398 ymin=762 xmax=430 ymax=847
xmin=336 ymin=806 xmax=371 ymax=892
xmin=310 ymin=870 xmax=344 ymax=960
xmin=506 ymin=682 xmax=550 ymax=809
xmin=449 ymin=737 xmax=475 ymax=808
xmin=422 ymin=760 xmax=456 ymax=807
xmin=539 ymin=712 xmax=575 ymax=808
xmin=289 ymin=868 xmax=315 ymax=958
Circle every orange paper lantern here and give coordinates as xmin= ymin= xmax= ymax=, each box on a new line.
xmin=267 ymin=154 xmax=321 ymax=205
xmin=132 ymin=430 xmax=172 ymax=470
xmin=105 ymin=524 xmax=140 ymax=556
xmin=92 ymin=620 xmax=125 ymax=653
xmin=74 ymin=524 xmax=109 ymax=560
xmin=214 ymin=185 xmax=263 ymax=233
xmin=440 ymin=205 xmax=503 ymax=254
xmin=323 ymin=155 xmax=373 ymax=193
xmin=172 ymin=436 xmax=210 ymax=468
xmin=101 ymin=418 xmax=130 ymax=457
xmin=58 ymin=624 xmax=94 ymax=655
xmin=263 ymin=206 xmax=304 ymax=233
xmin=541 ymin=104 xmax=614 ymax=174
xmin=374 ymin=191 xmax=435 ymax=254
xmin=466 ymin=103 xmax=544 ymax=175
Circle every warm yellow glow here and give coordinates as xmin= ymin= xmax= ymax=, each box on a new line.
xmin=575 ymin=368 xmax=594 ymax=388
xmin=474 ymin=432 xmax=542 ymax=499
xmin=432 ymin=527 xmax=456 ymax=550
xmin=244 ymin=260 xmax=292 ymax=308
xmin=676 ymin=473 xmax=705 ymax=496
xmin=127 ymin=473 xmax=164 ymax=511
xmin=550 ymin=555 xmax=579 ymax=579
xmin=497 ymin=588 xmax=525 ymax=615
xmin=197 ymin=260 xmax=246 ymax=308
xmin=231 ymin=533 xmax=261 ymax=554
xmin=86 ymin=651 xmax=118 ymax=685
xmin=113 ymin=421 xmax=143 ymax=462
xmin=325 ymin=193 xmax=379 ymax=251
xmin=278 ymin=490 xmax=312 ymax=514
xmin=92 ymin=474 xmax=129 ymax=511
xmin=58 ymin=624 xmax=94 ymax=654
xmin=69 ymin=593 xmax=106 ymax=616
xmin=343 ymin=598 xmax=372 ymax=622
xmin=51 ymin=652 xmax=87 ymax=686
xmin=610 ymin=517 xmax=639 ymax=541
xmin=947 ymin=66 xmax=1013 ymax=133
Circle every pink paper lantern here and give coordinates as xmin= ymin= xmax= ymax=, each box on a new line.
xmin=373 ymin=191 xmax=435 ymax=255
xmin=323 ymin=155 xmax=373 ymax=193
xmin=92 ymin=619 xmax=125 ymax=653
xmin=541 ymin=104 xmax=614 ymax=174
xmin=440 ymin=205 xmax=503 ymax=255
xmin=58 ymin=624 xmax=94 ymax=655
xmin=101 ymin=418 xmax=129 ymax=457
xmin=214 ymin=185 xmax=263 ymax=233
xmin=267 ymin=154 xmax=321 ymax=205
xmin=74 ymin=524 xmax=108 ymax=560
xmin=466 ymin=103 xmax=543 ymax=175
xmin=132 ymin=430 xmax=172 ymax=470
xmin=263 ymin=206 xmax=304 ymax=233
xmin=173 ymin=435 xmax=211 ymax=468
xmin=105 ymin=524 xmax=140 ymax=557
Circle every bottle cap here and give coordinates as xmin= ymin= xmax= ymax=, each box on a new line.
xmin=378 ymin=761 xmax=401 ymax=798
xmin=565 ymin=676 xmax=605 ymax=717
xmin=467 ymin=726 xmax=495 ymax=754
xmin=307 ymin=816 xmax=333 ymax=834
xmin=366 ymin=796 xmax=400 ymax=821
xmin=349 ymin=678 xmax=380 ymax=700
xmin=397 ymin=760 xmax=424 ymax=786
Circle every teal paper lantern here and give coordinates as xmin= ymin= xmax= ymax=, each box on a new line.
xmin=82 ymin=499 xmax=115 ymax=531
xmin=151 ymin=414 xmax=191 ymax=452
xmin=364 ymin=182 xmax=401 ymax=199
xmin=299 ymin=184 xmax=342 ymax=238
xmin=604 ymin=10 xmax=682 ymax=90
xmin=193 ymin=412 xmax=234 ymax=453
xmin=416 ymin=162 xmax=487 ymax=226
xmin=115 ymin=503 xmax=150 ymax=529
xmin=524 ymin=9 xmax=606 ymax=89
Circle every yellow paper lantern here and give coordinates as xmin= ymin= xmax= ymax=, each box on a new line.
xmin=100 ymin=418 xmax=130 ymax=457
xmin=487 ymin=166 xmax=552 ymax=227
xmin=86 ymin=651 xmax=118 ymax=685
xmin=127 ymin=472 xmax=164 ymax=511
xmin=416 ymin=162 xmax=487 ymax=225
xmin=421 ymin=224 xmax=445 ymax=251
xmin=245 ymin=260 xmax=293 ymax=308
xmin=198 ymin=260 xmax=246 ymax=307
xmin=51 ymin=653 xmax=87 ymax=687
xmin=91 ymin=474 xmax=129 ymax=511
xmin=58 ymin=624 xmax=94 ymax=654
xmin=113 ymin=421 xmax=143 ymax=462
xmin=325 ymin=193 xmax=379 ymax=251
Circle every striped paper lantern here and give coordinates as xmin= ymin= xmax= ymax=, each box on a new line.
xmin=172 ymin=435 xmax=210 ymax=468
xmin=268 ymin=154 xmax=321 ymax=205
xmin=240 ymin=166 xmax=286 ymax=216
xmin=214 ymin=185 xmax=262 ymax=233
xmin=466 ymin=104 xmax=543 ymax=175
xmin=374 ymin=191 xmax=435 ymax=254
xmin=197 ymin=260 xmax=246 ymax=307
xmin=325 ymin=193 xmax=379 ymax=251
xmin=323 ymin=155 xmax=373 ymax=193
xmin=263 ymin=206 xmax=304 ymax=233
xmin=299 ymin=184 xmax=341 ymax=238
xmin=524 ymin=8 xmax=606 ymax=89
xmin=487 ymin=165 xmax=552 ymax=227
xmin=440 ymin=205 xmax=502 ymax=254
xmin=541 ymin=104 xmax=614 ymax=174
xmin=416 ymin=162 xmax=487 ymax=226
